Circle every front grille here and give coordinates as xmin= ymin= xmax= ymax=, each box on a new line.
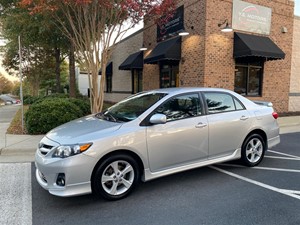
xmin=39 ymin=143 xmax=54 ymax=155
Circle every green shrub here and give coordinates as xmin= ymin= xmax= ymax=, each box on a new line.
xmin=25 ymin=98 xmax=83 ymax=134
xmin=23 ymin=94 xmax=69 ymax=105
xmin=32 ymin=93 xmax=69 ymax=105
xmin=69 ymin=98 xmax=91 ymax=116
xmin=23 ymin=95 xmax=41 ymax=105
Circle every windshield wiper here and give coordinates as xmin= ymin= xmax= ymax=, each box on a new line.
xmin=95 ymin=112 xmax=119 ymax=122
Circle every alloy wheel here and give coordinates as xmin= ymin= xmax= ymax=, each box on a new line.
xmin=101 ymin=160 xmax=135 ymax=196
xmin=245 ymin=137 xmax=263 ymax=163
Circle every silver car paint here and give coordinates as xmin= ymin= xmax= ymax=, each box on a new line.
xmin=35 ymin=87 xmax=280 ymax=197
xmin=46 ymin=115 xmax=122 ymax=144
xmin=206 ymin=110 xmax=252 ymax=158
xmin=146 ymin=115 xmax=209 ymax=172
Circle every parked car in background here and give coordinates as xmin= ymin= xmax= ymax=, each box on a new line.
xmin=35 ymin=87 xmax=280 ymax=200
xmin=5 ymin=100 xmax=13 ymax=105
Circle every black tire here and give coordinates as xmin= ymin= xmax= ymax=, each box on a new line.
xmin=92 ymin=154 xmax=140 ymax=200
xmin=241 ymin=134 xmax=266 ymax=167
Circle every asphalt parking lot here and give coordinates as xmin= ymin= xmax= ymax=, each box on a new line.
xmin=31 ymin=132 xmax=300 ymax=225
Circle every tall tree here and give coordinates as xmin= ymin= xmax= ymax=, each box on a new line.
xmin=0 ymin=73 xmax=13 ymax=94
xmin=0 ymin=0 xmax=70 ymax=95
xmin=20 ymin=0 xmax=176 ymax=113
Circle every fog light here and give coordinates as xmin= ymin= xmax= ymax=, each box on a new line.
xmin=56 ymin=173 xmax=65 ymax=186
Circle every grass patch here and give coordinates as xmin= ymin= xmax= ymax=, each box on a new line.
xmin=7 ymin=105 xmax=29 ymax=134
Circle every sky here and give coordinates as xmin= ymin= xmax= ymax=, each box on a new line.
xmin=296 ymin=0 xmax=300 ymax=16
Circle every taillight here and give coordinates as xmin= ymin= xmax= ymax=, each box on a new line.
xmin=272 ymin=112 xmax=279 ymax=119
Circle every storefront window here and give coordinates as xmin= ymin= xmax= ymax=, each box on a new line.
xmin=132 ymin=70 xmax=143 ymax=94
xmin=106 ymin=74 xmax=112 ymax=93
xmin=234 ymin=62 xmax=263 ymax=96
xmin=160 ymin=64 xmax=179 ymax=88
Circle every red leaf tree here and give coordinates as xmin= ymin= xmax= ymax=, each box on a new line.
xmin=19 ymin=0 xmax=176 ymax=113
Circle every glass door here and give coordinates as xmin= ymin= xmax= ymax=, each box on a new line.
xmin=160 ymin=67 xmax=171 ymax=88
xmin=160 ymin=64 xmax=179 ymax=88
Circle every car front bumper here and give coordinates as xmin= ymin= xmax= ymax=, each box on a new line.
xmin=35 ymin=150 xmax=97 ymax=197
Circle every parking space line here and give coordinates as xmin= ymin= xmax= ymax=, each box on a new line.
xmin=268 ymin=150 xmax=300 ymax=158
xmin=209 ymin=166 xmax=300 ymax=200
xmin=253 ymin=166 xmax=300 ymax=173
xmin=219 ymin=163 xmax=300 ymax=173
xmin=265 ymin=156 xmax=300 ymax=160
xmin=281 ymin=189 xmax=300 ymax=195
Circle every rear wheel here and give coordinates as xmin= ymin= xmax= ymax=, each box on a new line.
xmin=241 ymin=134 xmax=266 ymax=167
xmin=92 ymin=154 xmax=140 ymax=200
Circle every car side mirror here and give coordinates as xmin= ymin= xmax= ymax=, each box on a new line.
xmin=149 ymin=113 xmax=167 ymax=125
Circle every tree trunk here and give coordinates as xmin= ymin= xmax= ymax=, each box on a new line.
xmin=54 ymin=48 xmax=61 ymax=93
xmin=69 ymin=42 xmax=76 ymax=98
xmin=31 ymin=78 xmax=40 ymax=96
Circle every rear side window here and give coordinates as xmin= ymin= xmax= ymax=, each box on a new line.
xmin=204 ymin=92 xmax=243 ymax=114
xmin=234 ymin=98 xmax=245 ymax=110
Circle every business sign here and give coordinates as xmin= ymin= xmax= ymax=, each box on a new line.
xmin=232 ymin=0 xmax=272 ymax=35
xmin=157 ymin=6 xmax=184 ymax=42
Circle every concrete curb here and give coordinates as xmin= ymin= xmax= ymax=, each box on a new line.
xmin=277 ymin=116 xmax=300 ymax=127
xmin=0 ymin=135 xmax=43 ymax=155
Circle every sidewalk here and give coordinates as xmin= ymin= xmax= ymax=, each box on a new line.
xmin=0 ymin=105 xmax=44 ymax=162
xmin=0 ymin=134 xmax=44 ymax=162
xmin=0 ymin=115 xmax=299 ymax=163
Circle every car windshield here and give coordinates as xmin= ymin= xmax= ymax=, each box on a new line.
xmin=95 ymin=92 xmax=167 ymax=122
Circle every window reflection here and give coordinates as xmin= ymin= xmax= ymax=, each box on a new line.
xmin=234 ymin=61 xmax=263 ymax=96
xmin=155 ymin=93 xmax=201 ymax=122
xmin=204 ymin=92 xmax=239 ymax=114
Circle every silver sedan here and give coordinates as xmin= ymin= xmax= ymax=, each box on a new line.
xmin=35 ymin=87 xmax=280 ymax=200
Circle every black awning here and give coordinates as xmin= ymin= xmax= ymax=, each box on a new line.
xmin=119 ymin=51 xmax=143 ymax=70
xmin=234 ymin=32 xmax=285 ymax=60
xmin=144 ymin=36 xmax=181 ymax=64
xmin=99 ymin=62 xmax=113 ymax=75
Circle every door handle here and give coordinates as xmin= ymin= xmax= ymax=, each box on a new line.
xmin=195 ymin=122 xmax=207 ymax=128
xmin=240 ymin=115 xmax=249 ymax=121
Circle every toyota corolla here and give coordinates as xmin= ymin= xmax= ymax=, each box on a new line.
xmin=35 ymin=88 xmax=280 ymax=200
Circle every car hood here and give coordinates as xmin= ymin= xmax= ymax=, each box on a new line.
xmin=46 ymin=115 xmax=122 ymax=144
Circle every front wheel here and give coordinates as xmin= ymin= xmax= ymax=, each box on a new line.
xmin=241 ymin=134 xmax=266 ymax=167
xmin=92 ymin=154 xmax=140 ymax=200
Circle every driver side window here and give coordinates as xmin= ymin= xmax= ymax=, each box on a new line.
xmin=155 ymin=93 xmax=201 ymax=122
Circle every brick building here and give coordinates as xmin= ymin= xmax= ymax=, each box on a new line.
xmin=290 ymin=16 xmax=300 ymax=111
xmin=105 ymin=0 xmax=297 ymax=113
xmin=104 ymin=30 xmax=143 ymax=103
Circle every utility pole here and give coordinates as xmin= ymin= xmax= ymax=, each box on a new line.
xmin=19 ymin=35 xmax=24 ymax=133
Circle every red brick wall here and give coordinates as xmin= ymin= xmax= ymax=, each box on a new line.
xmin=142 ymin=0 xmax=294 ymax=112
xmin=143 ymin=0 xmax=206 ymax=90
xmin=203 ymin=0 xmax=235 ymax=90
xmin=180 ymin=0 xmax=206 ymax=87
xmin=204 ymin=0 xmax=294 ymax=113
xmin=143 ymin=13 xmax=160 ymax=90
xmin=289 ymin=16 xmax=300 ymax=111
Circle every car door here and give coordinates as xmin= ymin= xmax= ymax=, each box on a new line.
xmin=146 ymin=93 xmax=209 ymax=172
xmin=202 ymin=92 xmax=252 ymax=159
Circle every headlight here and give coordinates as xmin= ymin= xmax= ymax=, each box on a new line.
xmin=52 ymin=143 xmax=92 ymax=158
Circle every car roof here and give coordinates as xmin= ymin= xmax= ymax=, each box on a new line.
xmin=149 ymin=87 xmax=232 ymax=95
